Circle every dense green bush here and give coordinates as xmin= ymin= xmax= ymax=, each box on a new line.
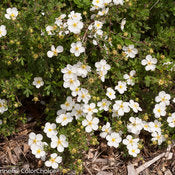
xmin=0 ymin=0 xmax=175 ymax=173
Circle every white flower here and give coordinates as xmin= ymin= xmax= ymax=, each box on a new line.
xmin=95 ymin=59 xmax=111 ymax=72
xmin=98 ymin=8 xmax=109 ymax=16
xmin=151 ymin=131 xmax=165 ymax=145
xmin=70 ymin=41 xmax=85 ymax=57
xmin=92 ymin=0 xmax=104 ymax=8
xmin=67 ymin=19 xmax=83 ymax=34
xmin=173 ymin=98 xmax=175 ymax=103
xmin=5 ymin=7 xmax=18 ymax=20
xmin=46 ymin=25 xmax=54 ymax=35
xmin=47 ymin=45 xmax=63 ymax=58
xmin=155 ymin=91 xmax=171 ymax=106
xmin=63 ymin=76 xmax=80 ymax=90
xmin=123 ymin=70 xmax=136 ymax=86
xmin=167 ymin=113 xmax=175 ymax=128
xmin=97 ymin=99 xmax=111 ymax=111
xmin=60 ymin=96 xmax=75 ymax=111
xmin=127 ymin=117 xmax=143 ymax=135
xmin=71 ymin=104 xmax=85 ymax=120
xmin=61 ymin=64 xmax=77 ymax=79
xmin=129 ymin=100 xmax=142 ymax=113
xmin=95 ymin=60 xmax=111 ymax=82
xmin=56 ymin=109 xmax=66 ymax=116
xmin=106 ymin=132 xmax=122 ymax=148
xmin=115 ymin=81 xmax=127 ymax=94
xmin=28 ymin=132 xmax=43 ymax=146
xmin=76 ymin=62 xmax=91 ymax=78
xmin=112 ymin=109 xmax=119 ymax=118
xmin=141 ymin=55 xmax=157 ymax=71
xmin=121 ymin=18 xmax=126 ymax=31
xmin=94 ymin=21 xmax=103 ymax=30
xmin=43 ymin=122 xmax=58 ymax=138
xmin=82 ymin=115 xmax=99 ymax=133
xmin=123 ymin=45 xmax=138 ymax=58
xmin=0 ymin=99 xmax=8 ymax=114
xmin=68 ymin=11 xmax=82 ymax=20
xmin=71 ymin=87 xmax=80 ymax=97
xmin=45 ymin=153 xmax=62 ymax=169
xmin=123 ymin=135 xmax=139 ymax=149
xmin=100 ymin=122 xmax=112 ymax=138
xmin=51 ymin=135 xmax=68 ymax=152
xmin=77 ymin=88 xmax=91 ymax=104
xmin=113 ymin=100 xmax=130 ymax=116
xmin=142 ymin=121 xmax=150 ymax=132
xmin=128 ymin=145 xmax=140 ymax=157
xmin=113 ymin=0 xmax=124 ymax=5
xmin=32 ymin=77 xmax=44 ymax=88
xmin=106 ymin=87 xmax=116 ymax=100
xmin=31 ymin=143 xmax=46 ymax=159
xmin=153 ymin=103 xmax=166 ymax=118
xmin=83 ymin=103 xmax=98 ymax=115
xmin=149 ymin=120 xmax=161 ymax=133
xmin=0 ymin=25 xmax=7 ymax=38
xmin=56 ymin=113 xmax=73 ymax=126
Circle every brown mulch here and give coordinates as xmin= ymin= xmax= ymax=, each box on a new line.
xmin=0 ymin=123 xmax=174 ymax=175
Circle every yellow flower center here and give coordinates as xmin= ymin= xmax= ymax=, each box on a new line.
xmin=50 ymin=158 xmax=56 ymax=163
xmin=37 ymin=149 xmax=41 ymax=154
xmin=69 ymin=79 xmax=74 ymax=84
xmin=132 ymin=149 xmax=135 ymax=153
xmin=75 ymin=47 xmax=79 ymax=51
xmin=105 ymin=129 xmax=108 ymax=133
xmin=82 ymin=65 xmax=86 ymax=69
xmin=33 ymin=139 xmax=37 ymax=143
xmin=112 ymin=138 xmax=116 ymax=142
xmin=68 ymin=70 xmax=72 ymax=74
xmin=157 ymin=135 xmax=161 ymax=139
xmin=88 ymin=121 xmax=92 ymax=126
xmin=102 ymin=102 xmax=106 ymax=106
xmin=65 ymin=102 xmax=70 ymax=106
xmin=81 ymin=94 xmax=85 ymax=98
xmin=128 ymin=48 xmax=132 ymax=53
xmin=37 ymin=80 xmax=41 ymax=84
xmin=57 ymin=139 xmax=61 ymax=145
xmin=129 ymin=139 xmax=133 ymax=144
xmin=11 ymin=13 xmax=15 ymax=17
xmin=63 ymin=116 xmax=67 ymax=121
xmin=53 ymin=50 xmax=58 ymax=56
xmin=73 ymin=23 xmax=77 ymax=27
xmin=147 ymin=61 xmax=152 ymax=65
xmin=77 ymin=110 xmax=82 ymax=115
xmin=119 ymin=85 xmax=123 ymax=89
xmin=157 ymin=109 xmax=161 ymax=113
xmin=48 ymin=128 xmax=52 ymax=132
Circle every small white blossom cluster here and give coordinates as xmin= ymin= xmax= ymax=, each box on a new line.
xmin=95 ymin=59 xmax=111 ymax=82
xmin=46 ymin=11 xmax=83 ymax=36
xmin=0 ymin=7 xmax=19 ymax=38
xmin=153 ymin=91 xmax=171 ymax=118
xmin=0 ymin=99 xmax=8 ymax=114
xmin=28 ymin=122 xmax=69 ymax=169
xmin=91 ymin=0 xmax=124 ymax=13
xmin=123 ymin=135 xmax=140 ymax=157
xmin=141 ymin=55 xmax=157 ymax=71
xmin=123 ymin=45 xmax=138 ymax=58
xmin=61 ymin=62 xmax=91 ymax=91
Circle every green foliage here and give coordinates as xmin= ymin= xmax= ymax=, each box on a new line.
xmin=0 ymin=0 xmax=175 ymax=172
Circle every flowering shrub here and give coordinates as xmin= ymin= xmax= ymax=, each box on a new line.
xmin=0 ymin=0 xmax=175 ymax=173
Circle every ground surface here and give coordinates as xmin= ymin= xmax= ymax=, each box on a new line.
xmin=0 ymin=121 xmax=174 ymax=175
